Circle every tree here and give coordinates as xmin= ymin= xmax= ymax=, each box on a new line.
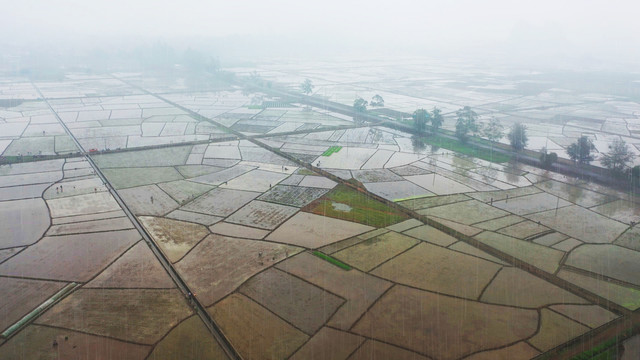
xmin=455 ymin=119 xmax=469 ymax=143
xmin=353 ymin=97 xmax=368 ymax=123
xmin=370 ymin=94 xmax=384 ymax=107
xmin=300 ymin=79 xmax=314 ymax=95
xmin=508 ymin=122 xmax=528 ymax=151
xmin=182 ymin=48 xmax=218 ymax=74
xmin=181 ymin=48 xmax=220 ymax=90
xmin=567 ymin=136 xmax=596 ymax=164
xmin=412 ymin=108 xmax=429 ymax=132
xmin=411 ymin=135 xmax=427 ymax=153
xmin=632 ymin=166 xmax=640 ymax=187
xmin=430 ymin=107 xmax=443 ymax=134
xmin=483 ymin=118 xmax=504 ymax=143
xmin=354 ymin=97 xmax=368 ymax=113
xmin=249 ymin=71 xmax=262 ymax=84
xmin=483 ymin=117 xmax=504 ymax=162
xmin=455 ymin=106 xmax=478 ymax=143
xmin=245 ymin=71 xmax=263 ymax=92
xmin=601 ymin=138 xmax=635 ymax=174
xmin=539 ymin=147 xmax=558 ymax=168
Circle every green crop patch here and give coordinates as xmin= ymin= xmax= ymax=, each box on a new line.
xmin=567 ymin=332 xmax=629 ymax=360
xmin=312 ymin=251 xmax=352 ymax=270
xmin=393 ymin=194 xmax=433 ymax=202
xmin=537 ymin=328 xmax=634 ymax=360
xmin=622 ymin=287 xmax=640 ymax=310
xmin=303 ymin=184 xmax=409 ymax=228
xmin=420 ymin=134 xmax=510 ymax=163
xmin=296 ymin=168 xmax=316 ymax=176
xmin=0 ymin=154 xmax=68 ymax=164
xmin=321 ymin=146 xmax=342 ymax=157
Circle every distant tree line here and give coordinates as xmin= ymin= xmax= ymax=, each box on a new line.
xmin=310 ymin=89 xmax=637 ymax=180
xmin=406 ymin=104 xmax=637 ymax=178
xmin=411 ymin=107 xmax=443 ymax=133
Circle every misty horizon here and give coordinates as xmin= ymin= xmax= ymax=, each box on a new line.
xmin=2 ymin=0 xmax=640 ymax=72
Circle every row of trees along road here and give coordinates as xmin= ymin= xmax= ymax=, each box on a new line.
xmin=411 ymin=108 xmax=444 ymax=133
xmin=567 ymin=136 xmax=636 ymax=176
xmin=421 ymin=105 xmax=637 ymax=176
xmin=352 ymin=95 xmax=385 ymax=111
xmin=300 ymin=77 xmax=385 ymax=108
xmin=295 ymin=78 xmax=638 ymax=180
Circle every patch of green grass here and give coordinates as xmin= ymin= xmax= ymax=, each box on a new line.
xmin=569 ymin=338 xmax=620 ymax=360
xmin=386 ymin=120 xmax=510 ymax=163
xmin=344 ymin=177 xmax=364 ymax=188
xmin=304 ymin=184 xmax=408 ymax=228
xmin=296 ymin=168 xmax=316 ymax=175
xmin=0 ymin=155 xmax=67 ymax=164
xmin=421 ymin=134 xmax=511 ymax=163
xmin=0 ymin=155 xmax=39 ymax=163
xmin=0 ymin=99 xmax=24 ymax=107
xmin=312 ymin=251 xmax=352 ymax=270
xmin=321 ymin=146 xmax=342 ymax=156
xmin=393 ymin=194 xmax=432 ymax=202
xmin=622 ymin=287 xmax=640 ymax=310
xmin=398 ymin=118 xmax=414 ymax=127
xmin=585 ymin=348 xmax=619 ymax=360
xmin=247 ymin=105 xmax=262 ymax=109
xmin=102 ymin=167 xmax=184 ymax=189
xmin=557 ymin=329 xmax=633 ymax=360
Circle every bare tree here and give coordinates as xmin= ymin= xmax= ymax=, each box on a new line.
xmin=300 ymin=78 xmax=314 ymax=95
xmin=483 ymin=117 xmax=504 ymax=162
xmin=601 ymin=138 xmax=635 ymax=174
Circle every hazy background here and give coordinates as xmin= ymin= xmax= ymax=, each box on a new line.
xmin=1 ymin=0 xmax=640 ymax=71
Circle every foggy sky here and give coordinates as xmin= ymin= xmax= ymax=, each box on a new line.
xmin=2 ymin=0 xmax=640 ymax=68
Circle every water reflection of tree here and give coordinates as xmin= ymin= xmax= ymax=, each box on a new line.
xmin=452 ymin=155 xmax=471 ymax=177
xmin=565 ymin=181 xmax=582 ymax=204
xmin=503 ymin=159 xmax=521 ymax=173
xmin=185 ymin=73 xmax=209 ymax=91
xmin=250 ymin=95 xmax=263 ymax=106
xmin=477 ymin=166 xmax=497 ymax=185
xmin=369 ymin=129 xmax=382 ymax=144
xmin=411 ymin=135 xmax=427 ymax=153
xmin=505 ymin=161 xmax=521 ymax=185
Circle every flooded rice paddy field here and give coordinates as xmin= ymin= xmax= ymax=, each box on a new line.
xmin=0 ymin=72 xmax=639 ymax=359
xmin=235 ymin=59 xmax=640 ymax=168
